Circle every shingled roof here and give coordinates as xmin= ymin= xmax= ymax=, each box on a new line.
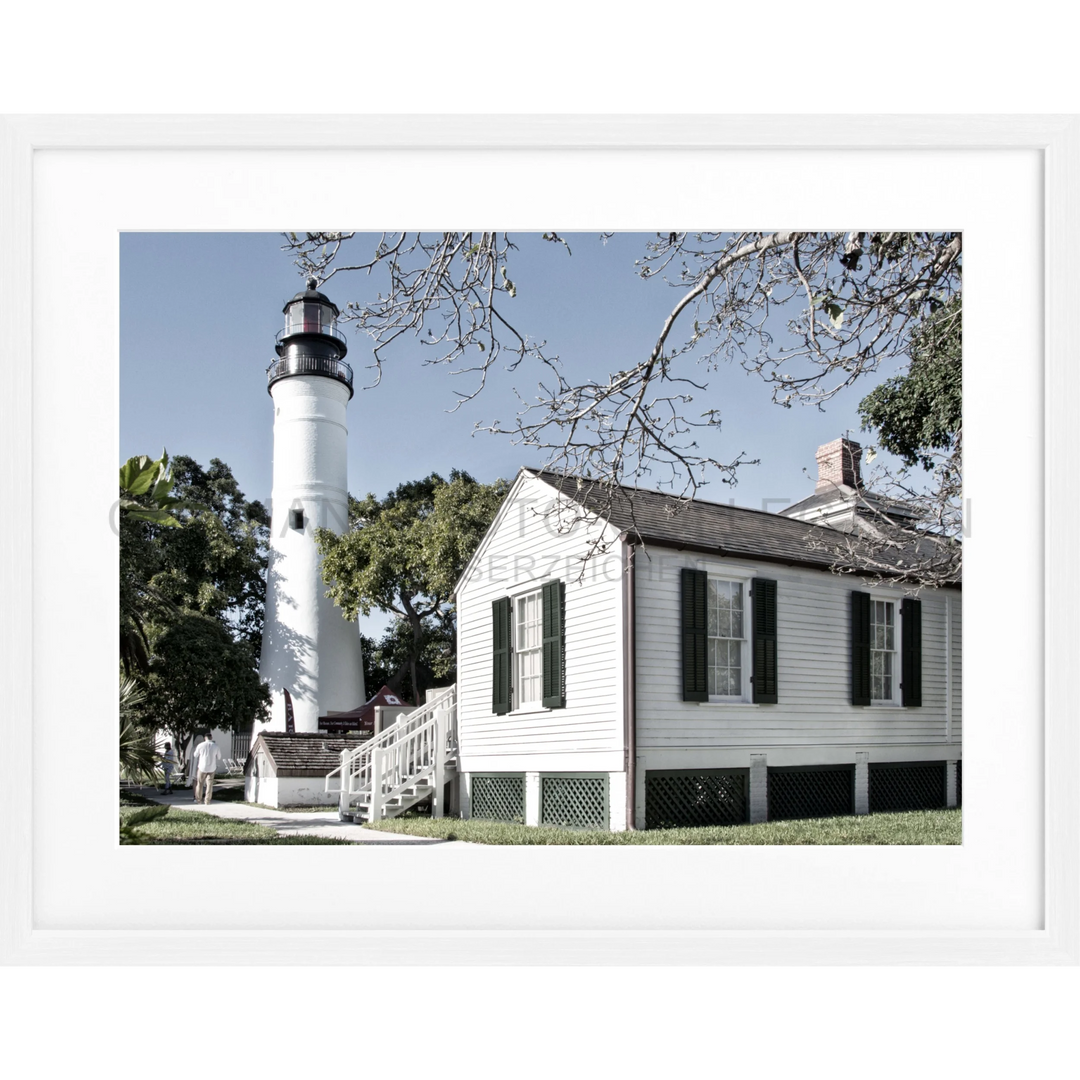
xmin=251 ymin=732 xmax=370 ymax=777
xmin=528 ymin=469 xmax=959 ymax=582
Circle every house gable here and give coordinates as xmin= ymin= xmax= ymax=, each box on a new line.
xmin=453 ymin=469 xmax=622 ymax=598
xmin=454 ymin=471 xmax=626 ymax=775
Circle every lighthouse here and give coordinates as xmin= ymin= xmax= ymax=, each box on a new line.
xmin=257 ymin=279 xmax=365 ymax=734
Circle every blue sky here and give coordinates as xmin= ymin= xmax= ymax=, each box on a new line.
xmin=120 ymin=232 xmax=905 ymax=634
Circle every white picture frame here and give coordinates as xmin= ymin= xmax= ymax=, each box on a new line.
xmin=1 ymin=114 xmax=1075 ymax=966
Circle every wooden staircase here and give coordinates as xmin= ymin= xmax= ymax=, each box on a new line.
xmin=326 ymin=684 xmax=457 ymax=823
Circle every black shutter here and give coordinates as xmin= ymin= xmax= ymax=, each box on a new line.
xmin=752 ymin=578 xmax=778 ymax=704
xmin=851 ymin=591 xmax=872 ymax=707
xmin=542 ymin=579 xmax=566 ymax=709
xmin=492 ymin=596 xmax=512 ymax=714
xmin=681 ymin=568 xmax=708 ymax=702
xmin=901 ymin=597 xmax=923 ymax=707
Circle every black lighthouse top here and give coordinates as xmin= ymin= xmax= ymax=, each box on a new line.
xmin=267 ymin=277 xmax=353 ymax=398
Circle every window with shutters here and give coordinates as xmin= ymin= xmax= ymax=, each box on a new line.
xmin=851 ymin=590 xmax=920 ymax=708
xmin=683 ymin=568 xmax=774 ymax=705
xmin=492 ymin=580 xmax=565 ymax=714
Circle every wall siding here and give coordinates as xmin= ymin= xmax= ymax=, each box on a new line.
xmin=456 ymin=475 xmax=625 ymax=773
xmin=635 ymin=549 xmax=962 ymax=755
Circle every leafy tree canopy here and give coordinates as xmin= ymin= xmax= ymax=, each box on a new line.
xmin=140 ymin=611 xmax=269 ymax=750
xmin=149 ymin=455 xmax=270 ymax=648
xmin=119 ymin=453 xmax=271 ymax=759
xmin=858 ymin=296 xmax=961 ymax=471
xmin=121 ymin=454 xmax=270 ymax=670
xmin=316 ymin=470 xmax=508 ymax=698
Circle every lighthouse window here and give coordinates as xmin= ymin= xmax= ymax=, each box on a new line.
xmin=290 ymin=509 xmax=304 ymax=531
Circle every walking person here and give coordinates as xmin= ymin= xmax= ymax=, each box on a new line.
xmin=192 ymin=731 xmax=223 ymax=805
xmin=158 ymin=742 xmax=177 ymax=794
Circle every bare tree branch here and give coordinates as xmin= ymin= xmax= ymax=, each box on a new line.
xmin=281 ymin=230 xmax=962 ymax=587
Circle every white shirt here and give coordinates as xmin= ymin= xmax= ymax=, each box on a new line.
xmin=193 ymin=739 xmax=222 ymax=774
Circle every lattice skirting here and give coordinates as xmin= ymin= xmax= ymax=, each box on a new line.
xmin=768 ymin=765 xmax=855 ymax=822
xmin=540 ymin=774 xmax=608 ymax=830
xmin=645 ymin=770 xmax=749 ymax=829
xmin=869 ymin=761 xmax=946 ymax=813
xmin=956 ymin=760 xmax=962 ymax=807
xmin=471 ymin=773 xmax=526 ymax=823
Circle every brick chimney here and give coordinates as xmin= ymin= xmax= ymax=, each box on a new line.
xmin=815 ymin=437 xmax=862 ymax=491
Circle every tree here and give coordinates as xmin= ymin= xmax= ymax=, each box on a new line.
xmin=360 ymin=617 xmax=455 ymax=705
xmin=119 ymin=453 xmax=271 ymax=761
xmin=798 ymin=294 xmax=963 ymax=589
xmin=285 ymin=231 xmax=961 ymax=585
xmin=858 ymin=294 xmax=961 ymax=471
xmin=150 ymin=455 xmax=270 ymax=653
xmin=315 ymin=470 xmax=508 ymax=700
xmin=119 ymin=450 xmax=190 ymax=674
xmin=139 ymin=612 xmax=269 ymax=759
xmin=119 ymin=677 xmax=159 ymax=783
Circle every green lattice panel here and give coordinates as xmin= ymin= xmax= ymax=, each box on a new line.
xmin=540 ymin=775 xmax=608 ymax=830
xmin=768 ymin=766 xmax=854 ymax=822
xmin=645 ymin=770 xmax=748 ymax=829
xmin=869 ymin=762 xmax=946 ymax=813
xmin=471 ymin=774 xmax=526 ymax=823
xmin=956 ymin=761 xmax=962 ymax=807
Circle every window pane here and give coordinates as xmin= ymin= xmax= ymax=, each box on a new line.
xmin=730 ymin=583 xmax=743 ymax=638
xmin=707 ymin=581 xmax=719 ymax=637
xmin=716 ymin=589 xmax=731 ymax=637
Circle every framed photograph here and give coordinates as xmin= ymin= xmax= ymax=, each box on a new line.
xmin=1 ymin=115 xmax=1075 ymax=965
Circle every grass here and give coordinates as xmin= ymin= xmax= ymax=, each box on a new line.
xmin=120 ymin=788 xmax=159 ymax=807
xmin=241 ymin=802 xmax=338 ymax=813
xmin=363 ymin=808 xmax=962 ymax=845
xmin=118 ymin=805 xmax=352 ymax=845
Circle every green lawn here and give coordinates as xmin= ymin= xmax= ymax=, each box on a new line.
xmin=118 ymin=804 xmax=351 ymax=845
xmin=363 ymin=808 xmax=961 ymax=845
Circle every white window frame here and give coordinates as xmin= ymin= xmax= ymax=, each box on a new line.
xmin=706 ymin=572 xmax=752 ymax=703
xmin=868 ymin=591 xmax=902 ymax=707
xmin=511 ymin=585 xmax=545 ymax=713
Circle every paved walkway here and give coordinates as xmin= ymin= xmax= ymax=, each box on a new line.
xmin=133 ymin=784 xmax=456 ymax=845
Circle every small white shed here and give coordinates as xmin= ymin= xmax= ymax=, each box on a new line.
xmin=245 ymin=732 xmax=370 ymax=808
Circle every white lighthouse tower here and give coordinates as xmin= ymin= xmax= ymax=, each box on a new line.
xmin=257 ymin=279 xmax=365 ymax=734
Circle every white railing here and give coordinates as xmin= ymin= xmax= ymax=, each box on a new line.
xmin=326 ymin=684 xmax=457 ymax=819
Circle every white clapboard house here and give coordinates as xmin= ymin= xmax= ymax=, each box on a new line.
xmin=327 ymin=438 xmax=961 ymax=831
